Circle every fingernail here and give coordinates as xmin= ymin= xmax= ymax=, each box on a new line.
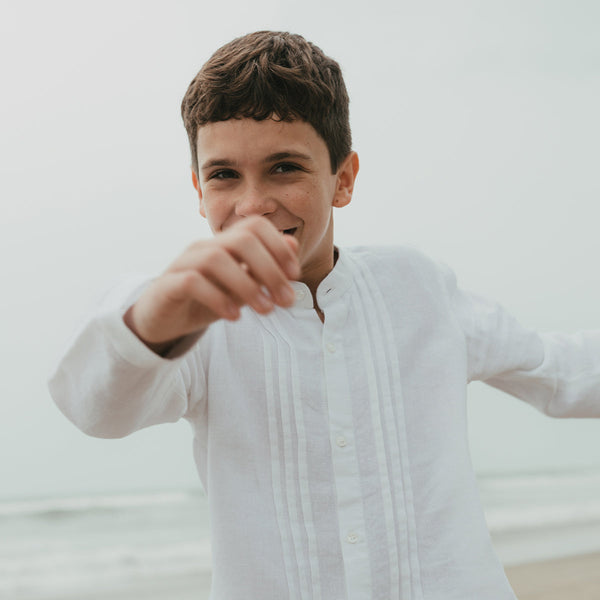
xmin=254 ymin=293 xmax=274 ymax=312
xmin=279 ymin=285 xmax=295 ymax=305
xmin=225 ymin=301 xmax=240 ymax=319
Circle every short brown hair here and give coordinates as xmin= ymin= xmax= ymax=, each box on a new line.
xmin=181 ymin=31 xmax=351 ymax=175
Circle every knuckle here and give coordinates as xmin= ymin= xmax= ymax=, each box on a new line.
xmin=198 ymin=243 xmax=227 ymax=267
xmin=178 ymin=270 xmax=199 ymax=292
xmin=230 ymin=229 xmax=256 ymax=249
xmin=242 ymin=215 xmax=272 ymax=236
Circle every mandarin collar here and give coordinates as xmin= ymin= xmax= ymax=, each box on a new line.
xmin=289 ymin=247 xmax=353 ymax=310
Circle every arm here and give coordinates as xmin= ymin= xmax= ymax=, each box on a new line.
xmin=485 ymin=331 xmax=600 ymax=418
xmin=49 ymin=217 xmax=300 ymax=437
xmin=48 ymin=287 xmax=201 ymax=438
xmin=445 ymin=267 xmax=600 ymax=418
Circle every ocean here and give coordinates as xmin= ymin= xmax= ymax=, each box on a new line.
xmin=0 ymin=490 xmax=211 ymax=600
xmin=479 ymin=467 xmax=600 ymax=566
xmin=2 ymin=468 xmax=600 ymax=600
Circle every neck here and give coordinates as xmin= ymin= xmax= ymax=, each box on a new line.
xmin=302 ymin=247 xmax=338 ymax=317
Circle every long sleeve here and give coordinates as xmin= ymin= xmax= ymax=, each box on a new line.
xmin=485 ymin=331 xmax=600 ymax=417
xmin=446 ymin=266 xmax=600 ymax=418
xmin=48 ymin=278 xmax=206 ymax=439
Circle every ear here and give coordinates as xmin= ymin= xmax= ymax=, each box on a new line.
xmin=332 ymin=152 xmax=359 ymax=208
xmin=191 ymin=169 xmax=206 ymax=218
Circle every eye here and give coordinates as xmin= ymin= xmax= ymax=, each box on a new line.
xmin=208 ymin=169 xmax=238 ymax=181
xmin=273 ymin=163 xmax=302 ymax=174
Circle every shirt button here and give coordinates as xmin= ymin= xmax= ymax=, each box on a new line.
xmin=336 ymin=435 xmax=347 ymax=448
xmin=326 ymin=342 xmax=336 ymax=353
xmin=347 ymin=533 xmax=359 ymax=544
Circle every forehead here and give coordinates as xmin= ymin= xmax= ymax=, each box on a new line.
xmin=196 ymin=118 xmax=329 ymax=165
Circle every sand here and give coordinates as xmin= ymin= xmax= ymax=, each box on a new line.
xmin=506 ymin=552 xmax=600 ymax=600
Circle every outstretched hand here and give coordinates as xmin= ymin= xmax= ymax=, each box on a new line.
xmin=123 ymin=216 xmax=300 ymax=354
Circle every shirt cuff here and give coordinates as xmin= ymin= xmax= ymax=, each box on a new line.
xmin=98 ymin=309 xmax=195 ymax=368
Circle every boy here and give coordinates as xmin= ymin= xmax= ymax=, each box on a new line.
xmin=49 ymin=31 xmax=600 ymax=599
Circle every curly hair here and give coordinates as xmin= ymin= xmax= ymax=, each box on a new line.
xmin=181 ymin=31 xmax=351 ymax=175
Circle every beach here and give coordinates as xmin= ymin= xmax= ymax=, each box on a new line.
xmin=3 ymin=470 xmax=600 ymax=599
xmin=506 ymin=552 xmax=600 ymax=600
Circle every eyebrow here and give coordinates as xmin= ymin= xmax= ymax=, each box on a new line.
xmin=200 ymin=151 xmax=313 ymax=171
xmin=263 ymin=151 xmax=313 ymax=163
xmin=201 ymin=158 xmax=236 ymax=171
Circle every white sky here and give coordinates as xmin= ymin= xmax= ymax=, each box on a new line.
xmin=1 ymin=0 xmax=599 ymax=500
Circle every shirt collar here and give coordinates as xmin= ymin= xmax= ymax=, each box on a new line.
xmin=289 ymin=247 xmax=353 ymax=310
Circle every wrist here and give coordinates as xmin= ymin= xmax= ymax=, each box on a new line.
xmin=122 ymin=305 xmax=180 ymax=357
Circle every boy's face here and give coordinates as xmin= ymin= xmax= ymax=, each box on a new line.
xmin=192 ymin=118 xmax=358 ymax=289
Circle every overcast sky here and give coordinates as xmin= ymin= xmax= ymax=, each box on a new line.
xmin=1 ymin=0 xmax=599 ymax=500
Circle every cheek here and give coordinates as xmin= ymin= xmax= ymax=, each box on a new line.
xmin=296 ymin=183 xmax=329 ymax=212
xmin=202 ymin=189 xmax=232 ymax=219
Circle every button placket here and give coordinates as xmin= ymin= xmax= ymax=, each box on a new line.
xmin=322 ymin=306 xmax=372 ymax=596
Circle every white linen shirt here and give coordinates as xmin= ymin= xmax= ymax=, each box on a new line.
xmin=49 ymin=246 xmax=600 ymax=600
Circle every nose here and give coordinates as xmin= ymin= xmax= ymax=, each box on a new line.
xmin=234 ymin=182 xmax=278 ymax=218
